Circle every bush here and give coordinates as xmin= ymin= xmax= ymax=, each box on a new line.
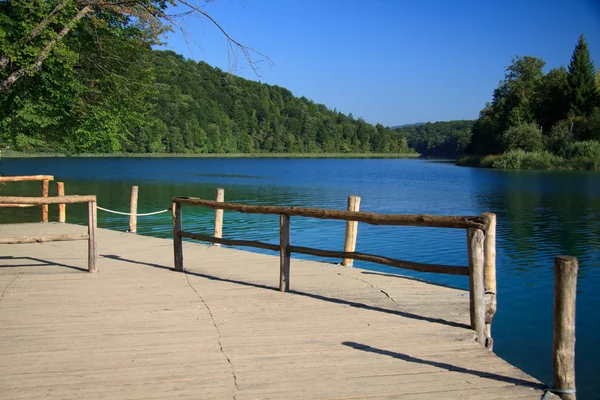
xmin=492 ymin=149 xmax=566 ymax=170
xmin=456 ymin=154 xmax=500 ymax=168
xmin=502 ymin=123 xmax=544 ymax=152
xmin=563 ymin=140 xmax=600 ymax=158
xmin=545 ymin=120 xmax=574 ymax=155
xmin=564 ymin=140 xmax=600 ymax=170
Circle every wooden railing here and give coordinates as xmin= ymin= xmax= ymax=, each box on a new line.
xmin=172 ymin=192 xmax=497 ymax=348
xmin=0 ymin=195 xmax=98 ymax=272
xmin=0 ymin=175 xmax=62 ymax=222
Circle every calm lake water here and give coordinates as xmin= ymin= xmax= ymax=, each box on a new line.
xmin=1 ymin=157 xmax=599 ymax=398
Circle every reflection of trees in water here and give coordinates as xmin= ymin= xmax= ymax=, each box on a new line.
xmin=475 ymin=173 xmax=600 ymax=279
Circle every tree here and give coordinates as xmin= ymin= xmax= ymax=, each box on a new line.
xmin=0 ymin=0 xmax=271 ymax=94
xmin=567 ymin=34 xmax=598 ymax=117
xmin=534 ymin=67 xmax=569 ymax=132
xmin=502 ymin=123 xmax=544 ymax=152
xmin=466 ymin=56 xmax=545 ymax=155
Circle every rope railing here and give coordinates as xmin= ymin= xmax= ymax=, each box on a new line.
xmin=94 ymin=186 xmax=171 ymax=233
xmin=96 ymin=206 xmax=170 ymax=217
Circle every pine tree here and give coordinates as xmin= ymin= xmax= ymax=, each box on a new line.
xmin=567 ymin=34 xmax=598 ymax=117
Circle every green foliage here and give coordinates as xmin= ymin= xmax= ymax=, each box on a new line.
xmin=394 ymin=120 xmax=474 ymax=158
xmin=572 ymin=107 xmax=600 ymax=141
xmin=0 ymin=0 xmax=413 ymax=156
xmin=535 ymin=67 xmax=570 ymax=132
xmin=568 ymin=34 xmax=599 ymax=117
xmin=122 ymin=50 xmax=413 ymax=155
xmin=0 ymin=0 xmax=159 ymax=153
xmin=466 ymin=35 xmax=600 ymax=170
xmin=492 ymin=149 xmax=566 ymax=170
xmin=545 ymin=119 xmax=574 ymax=155
xmin=502 ymin=122 xmax=543 ymax=152
xmin=466 ymin=56 xmax=545 ymax=155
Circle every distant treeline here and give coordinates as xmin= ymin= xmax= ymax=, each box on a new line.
xmin=127 ymin=51 xmax=413 ymax=155
xmin=393 ymin=120 xmax=474 ymax=158
xmin=461 ymin=34 xmax=600 ymax=170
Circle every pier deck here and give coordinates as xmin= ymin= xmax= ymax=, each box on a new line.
xmin=0 ymin=223 xmax=545 ymax=399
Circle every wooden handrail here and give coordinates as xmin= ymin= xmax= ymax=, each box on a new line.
xmin=173 ymin=197 xmax=486 ymax=230
xmin=0 ymin=175 xmax=54 ymax=182
xmin=1 ymin=195 xmax=97 ymax=272
xmin=0 ymin=175 xmax=55 ymax=222
xmin=0 ymin=195 xmax=96 ymax=204
xmin=172 ymin=193 xmax=496 ymax=348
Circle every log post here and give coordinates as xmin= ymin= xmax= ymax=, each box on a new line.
xmin=87 ymin=201 xmax=97 ymax=273
xmin=214 ymin=188 xmax=224 ymax=246
xmin=482 ymin=212 xmax=497 ymax=349
xmin=41 ymin=179 xmax=49 ymax=222
xmin=129 ymin=186 xmax=138 ymax=233
xmin=172 ymin=202 xmax=183 ymax=272
xmin=57 ymin=182 xmax=66 ymax=222
xmin=342 ymin=195 xmax=361 ymax=266
xmin=279 ymin=214 xmax=291 ymax=292
xmin=467 ymin=228 xmax=485 ymax=345
xmin=552 ymin=256 xmax=578 ymax=400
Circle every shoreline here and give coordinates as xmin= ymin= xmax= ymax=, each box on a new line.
xmin=1 ymin=151 xmax=420 ymax=159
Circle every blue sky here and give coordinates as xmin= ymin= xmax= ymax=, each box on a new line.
xmin=162 ymin=0 xmax=600 ymax=127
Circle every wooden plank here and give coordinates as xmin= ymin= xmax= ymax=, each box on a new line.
xmin=173 ymin=197 xmax=486 ymax=229
xmin=0 ymin=175 xmax=54 ymax=182
xmin=0 ymin=195 xmax=96 ymax=205
xmin=289 ymin=245 xmax=469 ymax=276
xmin=0 ymin=223 xmax=543 ymax=400
xmin=0 ymin=234 xmax=88 ymax=244
xmin=179 ymin=231 xmax=279 ymax=252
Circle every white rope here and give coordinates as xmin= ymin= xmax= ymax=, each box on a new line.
xmin=96 ymin=206 xmax=170 ymax=217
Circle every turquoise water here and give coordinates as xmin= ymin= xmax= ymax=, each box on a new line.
xmin=1 ymin=157 xmax=599 ymax=398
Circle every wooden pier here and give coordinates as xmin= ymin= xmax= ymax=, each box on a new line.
xmin=0 ymin=222 xmax=546 ymax=399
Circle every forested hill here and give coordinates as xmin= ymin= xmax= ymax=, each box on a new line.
xmin=0 ymin=48 xmax=412 ymax=154
xmin=132 ymin=51 xmax=412 ymax=154
xmin=393 ymin=120 xmax=474 ymax=158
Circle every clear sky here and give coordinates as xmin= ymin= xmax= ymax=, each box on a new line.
xmin=162 ymin=0 xmax=600 ymax=127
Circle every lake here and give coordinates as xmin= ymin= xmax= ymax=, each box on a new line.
xmin=1 ymin=157 xmax=599 ymax=398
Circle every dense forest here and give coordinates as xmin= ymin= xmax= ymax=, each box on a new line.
xmin=393 ymin=120 xmax=474 ymax=158
xmin=0 ymin=2 xmax=412 ymax=155
xmin=462 ymin=34 xmax=600 ymax=170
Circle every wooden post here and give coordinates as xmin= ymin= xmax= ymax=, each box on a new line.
xmin=482 ymin=212 xmax=497 ymax=349
xmin=129 ymin=186 xmax=138 ymax=233
xmin=172 ymin=202 xmax=183 ymax=272
xmin=279 ymin=214 xmax=291 ymax=292
xmin=214 ymin=188 xmax=224 ymax=246
xmin=57 ymin=182 xmax=66 ymax=223
xmin=467 ymin=228 xmax=485 ymax=345
xmin=87 ymin=201 xmax=97 ymax=273
xmin=552 ymin=256 xmax=578 ymax=400
xmin=342 ymin=196 xmax=361 ymax=266
xmin=41 ymin=179 xmax=49 ymax=222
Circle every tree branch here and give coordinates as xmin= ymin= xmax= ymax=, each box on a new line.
xmin=0 ymin=5 xmax=93 ymax=94
xmin=176 ymin=0 xmax=273 ymax=76
xmin=0 ymin=0 xmax=71 ymax=73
